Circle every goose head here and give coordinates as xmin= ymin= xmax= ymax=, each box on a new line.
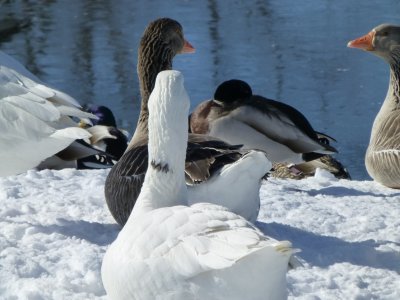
xmin=133 ymin=18 xmax=194 ymax=143
xmin=139 ymin=18 xmax=195 ymax=58
xmin=138 ymin=18 xmax=195 ymax=102
xmin=348 ymin=24 xmax=400 ymax=64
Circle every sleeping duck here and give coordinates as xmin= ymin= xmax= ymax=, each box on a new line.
xmin=190 ymin=79 xmax=350 ymax=179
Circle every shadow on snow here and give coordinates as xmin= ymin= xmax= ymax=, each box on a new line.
xmin=32 ymin=218 xmax=120 ymax=246
xmin=256 ymin=221 xmax=400 ymax=274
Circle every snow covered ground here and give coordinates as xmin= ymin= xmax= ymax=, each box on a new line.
xmin=0 ymin=168 xmax=399 ymax=299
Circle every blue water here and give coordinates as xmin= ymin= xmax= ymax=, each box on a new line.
xmin=1 ymin=0 xmax=400 ymax=180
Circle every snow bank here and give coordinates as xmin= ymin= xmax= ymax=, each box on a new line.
xmin=0 ymin=169 xmax=399 ymax=299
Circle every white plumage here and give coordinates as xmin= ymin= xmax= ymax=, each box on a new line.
xmin=0 ymin=51 xmax=95 ymax=176
xmin=187 ymin=150 xmax=271 ymax=223
xmin=101 ymin=70 xmax=296 ymax=300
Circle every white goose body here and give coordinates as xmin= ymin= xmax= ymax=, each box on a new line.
xmin=0 ymin=51 xmax=96 ymax=176
xmin=348 ymin=24 xmax=400 ymax=188
xmin=187 ymin=149 xmax=271 ymax=223
xmin=101 ymin=70 xmax=294 ymax=300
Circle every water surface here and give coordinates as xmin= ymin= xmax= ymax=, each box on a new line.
xmin=1 ymin=0 xmax=400 ymax=180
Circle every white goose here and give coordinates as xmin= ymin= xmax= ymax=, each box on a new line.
xmin=0 ymin=51 xmax=117 ymax=175
xmin=348 ymin=24 xmax=400 ymax=188
xmin=0 ymin=51 xmax=99 ymax=176
xmin=101 ymin=70 xmax=296 ymax=300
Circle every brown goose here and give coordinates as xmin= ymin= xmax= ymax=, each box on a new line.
xmin=190 ymin=79 xmax=350 ymax=179
xmin=348 ymin=24 xmax=400 ymax=188
xmin=105 ymin=18 xmax=271 ymax=226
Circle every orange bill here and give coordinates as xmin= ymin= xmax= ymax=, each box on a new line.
xmin=347 ymin=31 xmax=375 ymax=51
xmin=180 ymin=39 xmax=196 ymax=54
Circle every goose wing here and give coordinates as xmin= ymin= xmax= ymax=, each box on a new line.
xmin=104 ymin=143 xmax=148 ymax=225
xmin=103 ymin=203 xmax=293 ymax=299
xmin=0 ymin=50 xmax=40 ymax=82
xmin=0 ymin=63 xmax=95 ymax=176
xmin=367 ymin=110 xmax=400 ymax=182
xmin=366 ymin=110 xmax=400 ymax=188
xmin=371 ymin=110 xmax=400 ymax=151
xmin=185 ymin=133 xmax=243 ymax=183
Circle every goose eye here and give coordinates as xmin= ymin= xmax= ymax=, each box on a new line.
xmin=381 ymin=31 xmax=389 ymax=37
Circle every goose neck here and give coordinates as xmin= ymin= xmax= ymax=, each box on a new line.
xmin=370 ymin=60 xmax=400 ymax=140
xmin=130 ymin=121 xmax=188 ymax=219
xmin=129 ymin=71 xmax=189 ymax=219
xmin=388 ymin=63 xmax=400 ymax=107
xmin=130 ymin=47 xmax=174 ymax=145
xmin=137 ymin=47 xmax=174 ymax=120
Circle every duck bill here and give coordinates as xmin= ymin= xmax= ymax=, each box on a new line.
xmin=180 ymin=39 xmax=196 ymax=54
xmin=347 ymin=30 xmax=375 ymax=51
